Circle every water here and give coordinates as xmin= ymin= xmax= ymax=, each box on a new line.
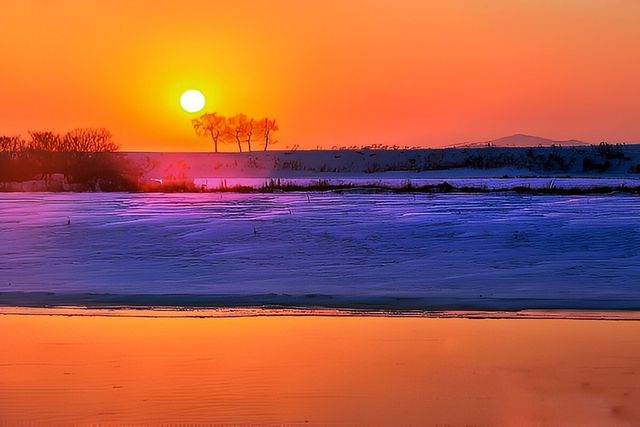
xmin=2 ymin=315 xmax=639 ymax=425
xmin=0 ymin=192 xmax=639 ymax=309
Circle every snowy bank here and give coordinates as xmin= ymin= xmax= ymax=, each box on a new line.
xmin=127 ymin=144 xmax=640 ymax=191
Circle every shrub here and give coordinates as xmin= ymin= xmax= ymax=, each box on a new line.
xmin=583 ymin=157 xmax=611 ymax=172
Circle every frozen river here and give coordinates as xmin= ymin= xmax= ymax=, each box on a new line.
xmin=0 ymin=192 xmax=639 ymax=310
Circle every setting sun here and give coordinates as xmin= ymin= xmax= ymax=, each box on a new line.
xmin=180 ymin=89 xmax=205 ymax=113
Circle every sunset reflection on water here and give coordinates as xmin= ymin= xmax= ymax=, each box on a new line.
xmin=1 ymin=313 xmax=639 ymax=425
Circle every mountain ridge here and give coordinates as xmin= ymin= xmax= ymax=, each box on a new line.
xmin=451 ymin=134 xmax=589 ymax=148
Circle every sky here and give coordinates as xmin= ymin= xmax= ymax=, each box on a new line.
xmin=1 ymin=0 xmax=639 ymax=151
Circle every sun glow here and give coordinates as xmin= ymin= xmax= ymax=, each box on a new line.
xmin=180 ymin=90 xmax=205 ymax=113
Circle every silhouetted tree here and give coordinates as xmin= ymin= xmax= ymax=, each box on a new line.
xmin=63 ymin=128 xmax=117 ymax=153
xmin=29 ymin=131 xmax=63 ymax=152
xmin=191 ymin=113 xmax=279 ymax=153
xmin=226 ymin=114 xmax=251 ymax=152
xmin=0 ymin=135 xmax=26 ymax=156
xmin=245 ymin=117 xmax=255 ymax=152
xmin=256 ymin=118 xmax=278 ymax=151
xmin=0 ymin=128 xmax=131 ymax=188
xmin=192 ymin=113 xmax=226 ymax=152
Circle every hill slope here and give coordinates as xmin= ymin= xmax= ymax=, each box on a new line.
xmin=125 ymin=143 xmax=640 ymax=183
xmin=453 ymin=134 xmax=589 ymax=148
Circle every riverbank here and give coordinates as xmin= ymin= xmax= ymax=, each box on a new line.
xmin=3 ymin=144 xmax=640 ymax=192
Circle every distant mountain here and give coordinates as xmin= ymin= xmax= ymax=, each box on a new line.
xmin=452 ymin=134 xmax=589 ymax=148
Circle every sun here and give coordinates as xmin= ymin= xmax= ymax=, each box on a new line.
xmin=180 ymin=89 xmax=205 ymax=113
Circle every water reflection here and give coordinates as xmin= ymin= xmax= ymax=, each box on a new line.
xmin=0 ymin=314 xmax=638 ymax=425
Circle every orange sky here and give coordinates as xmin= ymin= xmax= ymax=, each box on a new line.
xmin=1 ymin=0 xmax=639 ymax=151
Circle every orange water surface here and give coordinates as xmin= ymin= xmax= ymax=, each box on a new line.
xmin=1 ymin=313 xmax=639 ymax=426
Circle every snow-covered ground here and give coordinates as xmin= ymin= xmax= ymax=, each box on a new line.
xmin=126 ymin=144 xmax=640 ymax=186
xmin=1 ymin=192 xmax=638 ymax=310
xmin=192 ymin=175 xmax=640 ymax=190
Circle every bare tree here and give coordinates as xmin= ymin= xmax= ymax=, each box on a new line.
xmin=29 ymin=131 xmax=63 ymax=152
xmin=226 ymin=114 xmax=251 ymax=153
xmin=256 ymin=118 xmax=279 ymax=151
xmin=0 ymin=135 xmax=26 ymax=156
xmin=192 ymin=113 xmax=226 ymax=152
xmin=245 ymin=117 xmax=255 ymax=152
xmin=63 ymin=128 xmax=118 ymax=153
xmin=191 ymin=113 xmax=278 ymax=153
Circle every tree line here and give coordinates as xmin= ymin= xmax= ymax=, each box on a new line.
xmin=0 ymin=128 xmax=117 ymax=155
xmin=0 ymin=128 xmax=135 ymax=190
xmin=192 ymin=113 xmax=278 ymax=152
